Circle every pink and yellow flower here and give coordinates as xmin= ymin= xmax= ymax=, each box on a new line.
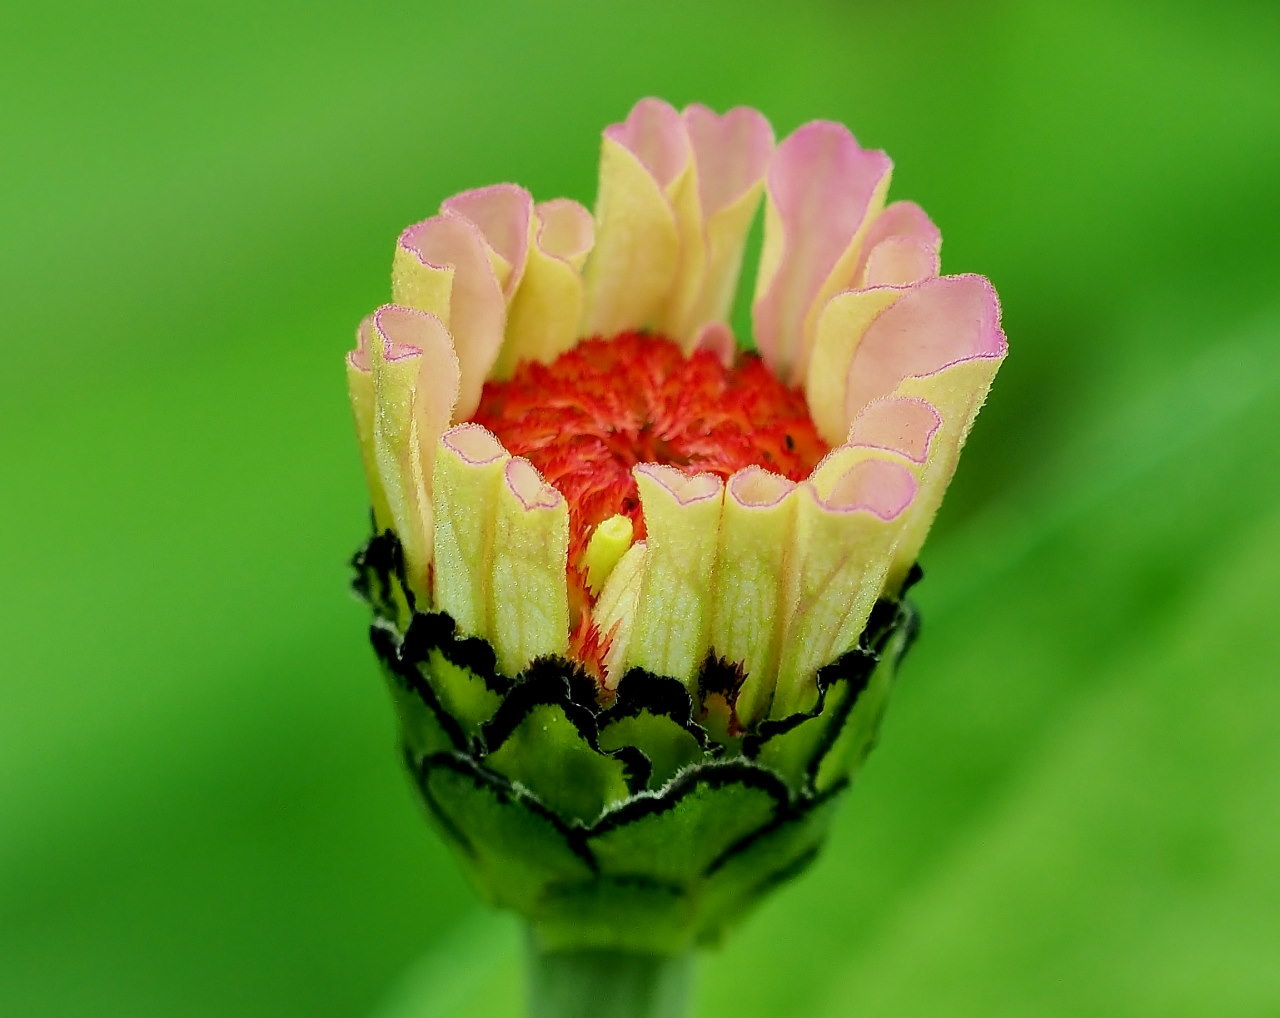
xmin=347 ymin=98 xmax=1005 ymax=725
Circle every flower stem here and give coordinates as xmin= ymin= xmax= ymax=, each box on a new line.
xmin=524 ymin=931 xmax=693 ymax=1018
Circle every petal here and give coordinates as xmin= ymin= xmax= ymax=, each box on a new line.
xmin=852 ymin=200 xmax=941 ymax=289
xmin=431 ymin=424 xmax=510 ymax=638
xmin=345 ymin=342 xmax=388 ymax=531
xmin=490 ymin=456 xmax=570 ymax=676
xmin=692 ymin=320 xmax=737 ymax=367
xmin=501 ymin=199 xmax=594 ymax=372
xmin=846 ymin=396 xmax=942 ymax=464
xmin=536 ymin=198 xmax=594 ymax=269
xmin=753 ymin=122 xmax=893 ymax=385
xmin=805 ymin=286 xmax=906 ymax=445
xmin=583 ymin=98 xmax=691 ymax=337
xmin=441 ymin=184 xmax=533 ymax=298
xmin=627 ymin=465 xmax=724 ymax=684
xmin=583 ymin=513 xmax=635 ymax=596
xmin=773 ymin=453 xmax=916 ymax=717
xmin=591 ymin=541 xmax=648 ymax=688
xmin=710 ymin=468 xmax=797 ymax=726
xmin=843 ymin=274 xmax=1006 ymax=418
xmin=662 ymin=105 xmax=773 ymax=344
xmin=843 ymin=274 xmax=1007 ymax=587
xmin=392 ymin=214 xmax=506 ymax=418
xmin=355 ymin=305 xmax=460 ymax=596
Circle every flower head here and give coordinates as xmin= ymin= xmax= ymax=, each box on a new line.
xmin=348 ymin=99 xmax=1005 ymax=951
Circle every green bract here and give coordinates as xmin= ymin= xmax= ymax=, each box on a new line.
xmin=355 ymin=532 xmax=919 ymax=954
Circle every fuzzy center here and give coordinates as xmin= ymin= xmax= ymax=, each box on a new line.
xmin=470 ymin=332 xmax=830 ymax=596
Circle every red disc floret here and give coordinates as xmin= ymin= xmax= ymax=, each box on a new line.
xmin=470 ymin=332 xmax=830 ymax=603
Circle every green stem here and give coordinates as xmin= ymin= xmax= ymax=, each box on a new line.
xmin=524 ymin=931 xmax=693 ymax=1018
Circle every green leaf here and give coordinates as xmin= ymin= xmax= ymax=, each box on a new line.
xmin=598 ymin=712 xmax=706 ymax=789
xmin=587 ymin=766 xmax=784 ymax=887
xmin=420 ymin=649 xmax=504 ymax=742
xmin=695 ymin=796 xmax=840 ymax=944
xmin=483 ymin=704 xmax=634 ymax=824
xmin=417 ymin=757 xmax=594 ymax=914
xmin=812 ymin=629 xmax=905 ymax=793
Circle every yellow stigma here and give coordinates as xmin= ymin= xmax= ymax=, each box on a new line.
xmin=584 ymin=514 xmax=634 ymax=595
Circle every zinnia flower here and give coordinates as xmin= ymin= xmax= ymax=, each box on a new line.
xmin=348 ymin=99 xmax=1005 ymax=964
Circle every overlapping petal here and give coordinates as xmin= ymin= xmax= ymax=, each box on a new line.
xmin=503 ymin=199 xmax=594 ymax=371
xmin=393 ymin=214 xmax=505 ymax=419
xmin=350 ymin=98 xmax=1005 ymax=712
xmin=349 ymin=99 xmax=1008 ymax=958
xmin=752 ymin=122 xmax=894 ymax=386
xmin=583 ymin=98 xmax=690 ymax=339
xmin=347 ymin=305 xmax=459 ymax=592
xmin=584 ymin=99 xmax=773 ymax=347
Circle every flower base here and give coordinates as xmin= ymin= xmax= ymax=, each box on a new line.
xmin=355 ymin=531 xmax=919 ymax=955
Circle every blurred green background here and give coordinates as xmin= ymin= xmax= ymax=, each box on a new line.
xmin=4 ymin=1 xmax=1279 ymax=1015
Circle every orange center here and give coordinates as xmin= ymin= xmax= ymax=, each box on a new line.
xmin=470 ymin=332 xmax=830 ymax=605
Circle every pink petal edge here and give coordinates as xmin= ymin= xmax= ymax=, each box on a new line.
xmin=848 ymin=396 xmax=943 ymax=464
xmin=682 ymin=104 xmax=774 ymax=215
xmin=809 ymin=458 xmax=917 ymax=522
xmin=843 ymin=274 xmax=1007 ymax=420
xmin=440 ymin=422 xmax=507 ymax=465
xmin=604 ymin=98 xmax=690 ymax=191
xmin=634 ymin=463 xmax=724 ymax=505
xmin=754 ymin=121 xmax=893 ymax=379
xmin=442 ymin=184 xmax=533 ymax=297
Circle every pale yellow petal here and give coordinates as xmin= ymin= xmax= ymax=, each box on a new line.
xmin=345 ymin=350 xmax=390 ymax=531
xmin=583 ymin=100 xmax=690 ymax=336
xmin=392 ymin=215 xmax=505 ymax=419
xmin=501 ymin=200 xmax=593 ymax=371
xmin=441 ymin=184 xmax=532 ymax=297
xmin=536 ymin=198 xmax=594 ymax=271
xmin=591 ymin=541 xmax=648 ymax=689
xmin=431 ymin=424 xmax=510 ymax=638
xmin=357 ymin=307 xmax=460 ymax=598
xmin=628 ymin=465 xmax=724 ymax=684
xmin=710 ymin=468 xmax=798 ymax=727
xmin=837 ymin=275 xmax=1007 ymax=589
xmin=805 ymin=287 xmax=907 ymax=445
xmin=490 ymin=457 xmax=570 ymax=676
xmin=888 ymin=359 xmax=1001 ymax=588
xmin=662 ymin=105 xmax=773 ymax=347
xmin=773 ymin=454 xmax=916 ymax=717
xmin=583 ymin=514 xmax=635 ymax=596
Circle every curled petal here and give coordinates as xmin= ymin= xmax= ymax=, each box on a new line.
xmin=662 ymin=105 xmax=774 ymax=344
xmin=502 ymin=199 xmax=595 ymax=372
xmin=441 ymin=184 xmax=533 ymax=298
xmin=584 ymin=99 xmax=691 ymax=337
xmin=393 ymin=215 xmax=506 ymax=418
xmin=853 ymin=200 xmax=941 ymax=289
xmin=592 ymin=542 xmax=648 ymax=688
xmin=842 ymin=275 xmax=1007 ymax=588
xmin=753 ymin=122 xmax=893 ymax=385
xmin=805 ymin=286 xmax=906 ymax=445
xmin=491 ymin=457 xmax=570 ymax=676
xmin=350 ymin=306 xmax=460 ymax=596
xmin=536 ymin=198 xmax=594 ymax=268
xmin=345 ymin=343 xmax=386 ymax=531
xmin=627 ymin=465 xmax=724 ymax=684
xmin=843 ymin=274 xmax=1006 ymax=418
xmin=711 ymin=468 xmax=797 ymax=725
xmin=773 ymin=453 xmax=916 ymax=716
xmin=431 ymin=424 xmax=510 ymax=638
xmin=846 ymin=396 xmax=942 ymax=464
